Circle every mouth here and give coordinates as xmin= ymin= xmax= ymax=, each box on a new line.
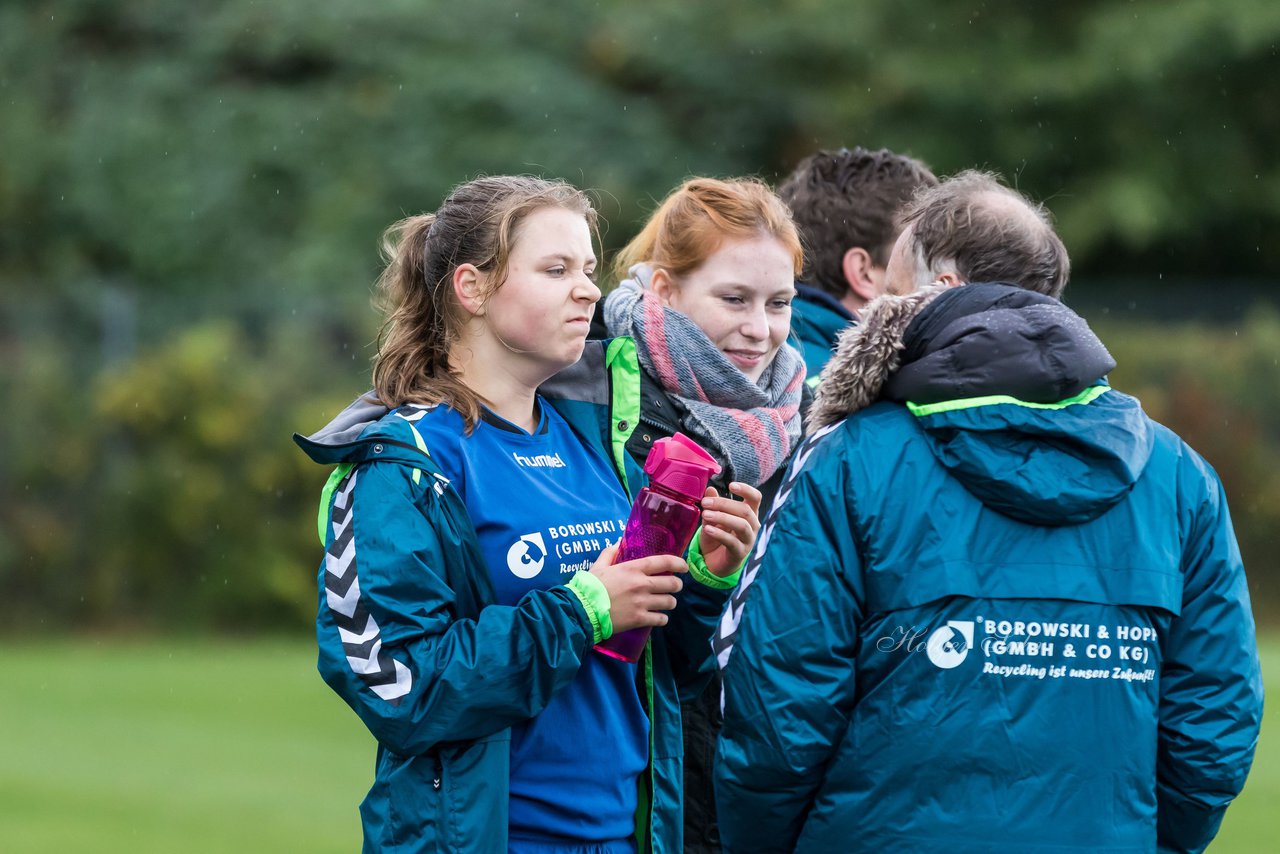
xmin=724 ymin=349 xmax=767 ymax=369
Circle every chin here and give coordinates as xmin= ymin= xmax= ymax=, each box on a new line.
xmin=745 ymin=356 xmax=779 ymax=384
xmin=547 ymin=340 xmax=587 ymax=370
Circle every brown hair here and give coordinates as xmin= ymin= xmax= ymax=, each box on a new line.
xmin=778 ymin=147 xmax=937 ymax=300
xmin=372 ymin=175 xmax=596 ymax=430
xmin=899 ymin=170 xmax=1070 ymax=298
xmin=613 ymin=177 xmax=803 ymax=282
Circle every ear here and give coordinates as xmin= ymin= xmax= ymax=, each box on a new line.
xmin=452 ymin=263 xmax=487 ymax=316
xmin=935 ymin=270 xmax=964 ymax=288
xmin=649 ymin=267 xmax=677 ymax=306
xmin=841 ymin=247 xmax=880 ymax=303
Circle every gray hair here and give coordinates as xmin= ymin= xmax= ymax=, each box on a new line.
xmin=899 ymin=170 xmax=1069 ymax=298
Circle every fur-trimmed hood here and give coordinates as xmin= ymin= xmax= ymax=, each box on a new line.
xmin=808 ymin=283 xmax=1151 ymax=525
xmin=807 ymin=284 xmax=950 ymax=430
xmin=809 ymin=283 xmax=1117 ymax=430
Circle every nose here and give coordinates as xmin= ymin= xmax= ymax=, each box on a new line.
xmin=740 ymin=305 xmax=769 ymax=341
xmin=575 ymin=273 xmax=602 ymax=305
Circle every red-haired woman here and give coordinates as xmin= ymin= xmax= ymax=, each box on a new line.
xmin=597 ymin=177 xmax=808 ymax=853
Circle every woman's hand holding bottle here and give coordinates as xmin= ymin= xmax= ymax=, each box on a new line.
xmin=589 ymin=541 xmax=687 ymax=633
xmin=696 ymin=482 xmax=762 ymax=576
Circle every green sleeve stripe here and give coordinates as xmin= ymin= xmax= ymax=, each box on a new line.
xmin=316 ymin=462 xmax=355 ymax=546
xmin=806 ymin=374 xmax=822 ymax=389
xmin=605 ymin=336 xmax=642 ymax=495
xmin=906 ymin=384 xmax=1110 ymax=417
xmin=406 ymin=421 xmax=431 ymax=486
xmin=640 ymin=643 xmax=656 ymax=853
xmin=566 ymin=571 xmax=613 ymax=643
xmin=687 ymin=529 xmax=743 ymax=589
xmin=406 ymin=421 xmax=430 ymax=453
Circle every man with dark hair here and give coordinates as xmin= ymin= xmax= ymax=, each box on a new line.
xmin=883 ymin=169 xmax=1070 ymax=298
xmin=713 ymin=173 xmax=1262 ymax=852
xmin=778 ymin=147 xmax=937 ymax=376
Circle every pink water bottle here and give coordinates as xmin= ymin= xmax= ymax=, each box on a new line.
xmin=594 ymin=432 xmax=721 ymax=662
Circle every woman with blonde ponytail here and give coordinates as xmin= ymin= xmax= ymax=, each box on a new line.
xmin=295 ymin=175 xmax=760 ymax=853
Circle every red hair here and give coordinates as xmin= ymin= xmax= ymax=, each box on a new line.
xmin=614 ymin=177 xmax=803 ymax=281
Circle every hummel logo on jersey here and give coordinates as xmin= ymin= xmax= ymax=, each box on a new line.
xmin=513 ymin=452 xmax=567 ymax=468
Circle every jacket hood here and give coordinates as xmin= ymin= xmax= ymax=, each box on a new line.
xmin=911 ymin=386 xmax=1154 ymax=525
xmin=293 ymin=393 xmax=408 ymax=466
xmin=808 ymin=284 xmax=951 ymax=429
xmin=811 ymin=282 xmax=1154 ymax=525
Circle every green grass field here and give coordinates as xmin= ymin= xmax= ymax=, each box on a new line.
xmin=0 ymin=639 xmax=371 ymax=853
xmin=0 ymin=636 xmax=1274 ymax=851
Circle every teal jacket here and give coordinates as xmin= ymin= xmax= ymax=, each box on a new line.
xmin=716 ymin=287 xmax=1262 ymax=853
xmin=789 ymin=282 xmax=854 ymax=381
xmin=296 ymin=339 xmax=737 ymax=853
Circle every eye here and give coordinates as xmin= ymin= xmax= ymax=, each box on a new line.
xmin=546 ymin=266 xmax=566 ymax=277
xmin=721 ymin=295 xmax=745 ymax=305
xmin=585 ymin=266 xmax=597 ymax=281
xmin=769 ymin=298 xmax=793 ymax=310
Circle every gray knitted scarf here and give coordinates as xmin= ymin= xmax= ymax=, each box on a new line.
xmin=603 ymin=266 xmax=805 ymax=487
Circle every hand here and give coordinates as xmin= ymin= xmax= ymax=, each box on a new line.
xmin=697 ymin=482 xmax=762 ymax=577
xmin=589 ymin=541 xmax=688 ymax=634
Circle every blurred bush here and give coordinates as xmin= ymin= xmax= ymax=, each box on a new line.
xmin=2 ymin=315 xmax=370 ymax=632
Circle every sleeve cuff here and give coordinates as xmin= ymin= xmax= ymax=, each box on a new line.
xmin=687 ymin=529 xmax=744 ymax=589
xmin=567 ymin=571 xmax=613 ymax=643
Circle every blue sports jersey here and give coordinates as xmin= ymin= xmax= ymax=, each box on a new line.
xmin=410 ymin=400 xmax=648 ymax=845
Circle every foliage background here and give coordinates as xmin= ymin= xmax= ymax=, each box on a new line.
xmin=2 ymin=0 xmax=1278 ymax=632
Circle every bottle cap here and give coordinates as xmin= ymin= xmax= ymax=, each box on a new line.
xmin=644 ymin=433 xmax=722 ymax=500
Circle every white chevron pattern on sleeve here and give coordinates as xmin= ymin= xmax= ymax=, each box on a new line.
xmin=323 ymin=468 xmax=413 ymax=703
xmin=712 ymin=421 xmax=843 ymax=680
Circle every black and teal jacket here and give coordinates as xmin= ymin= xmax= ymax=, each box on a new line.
xmin=295 ymin=339 xmax=737 ymax=853
xmin=715 ymin=285 xmax=1263 ymax=853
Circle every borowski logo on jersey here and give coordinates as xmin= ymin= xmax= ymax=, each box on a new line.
xmin=506 ymin=533 xmax=548 ymax=579
xmin=512 ymin=452 xmax=567 ymax=468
